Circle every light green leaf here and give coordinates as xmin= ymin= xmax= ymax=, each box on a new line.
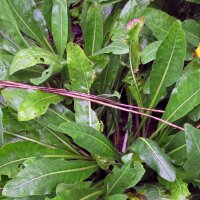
xmin=104 ymin=194 xmax=127 ymax=200
xmin=94 ymin=41 xmax=129 ymax=55
xmin=0 ymin=141 xmax=79 ymax=178
xmin=0 ymin=0 xmax=28 ymax=50
xmin=43 ymin=0 xmax=53 ymax=31
xmin=185 ymin=0 xmax=200 ymax=4
xmin=18 ymin=90 xmax=64 ymax=121
xmin=3 ymin=159 xmax=98 ymax=197
xmin=52 ymin=0 xmax=68 ymax=56
xmin=159 ymin=70 xmax=200 ymax=131
xmin=67 ymin=42 xmax=100 ymax=130
xmin=142 ymin=8 xmax=176 ymax=40
xmin=131 ymin=138 xmax=176 ymax=182
xmin=0 ymin=108 xmax=3 ymax=146
xmin=60 ymin=122 xmax=118 ymax=159
xmin=7 ymin=0 xmax=52 ymax=51
xmin=182 ymin=19 xmax=200 ymax=47
xmin=149 ymin=21 xmax=186 ymax=108
xmin=184 ymin=124 xmax=200 ymax=180
xmin=57 ymin=188 xmax=102 ymax=200
xmin=84 ymin=2 xmax=103 ymax=55
xmin=141 ymin=41 xmax=161 ymax=64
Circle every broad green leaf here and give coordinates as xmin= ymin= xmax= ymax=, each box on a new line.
xmin=84 ymin=2 xmax=103 ymax=55
xmin=104 ymin=194 xmax=127 ymax=200
xmin=142 ymin=8 xmax=176 ymax=40
xmin=67 ymin=42 xmax=100 ymax=130
xmin=131 ymin=138 xmax=176 ymax=182
xmin=141 ymin=41 xmax=161 ymax=64
xmin=0 ymin=0 xmax=27 ymax=50
xmin=52 ymin=0 xmax=68 ymax=56
xmin=182 ymin=19 xmax=200 ymax=47
xmin=18 ymin=90 xmax=64 ymax=121
xmin=3 ymin=159 xmax=98 ymax=197
xmin=104 ymin=161 xmax=144 ymax=195
xmin=158 ymin=176 xmax=190 ymax=200
xmin=149 ymin=21 xmax=186 ymax=108
xmin=94 ymin=41 xmax=129 ymax=55
xmin=184 ymin=124 xmax=200 ymax=180
xmin=60 ymin=122 xmax=118 ymax=159
xmin=9 ymin=47 xmax=64 ymax=84
xmin=0 ymin=108 xmax=3 ymax=146
xmin=57 ymin=188 xmax=102 ymax=200
xmin=159 ymin=70 xmax=200 ymax=130
xmin=166 ymin=132 xmax=186 ymax=165
xmin=7 ymin=0 xmax=52 ymax=51
xmin=43 ymin=0 xmax=53 ymax=30
xmin=0 ymin=141 xmax=79 ymax=178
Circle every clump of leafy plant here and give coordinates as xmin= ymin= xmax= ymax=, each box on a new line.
xmin=0 ymin=0 xmax=200 ymax=199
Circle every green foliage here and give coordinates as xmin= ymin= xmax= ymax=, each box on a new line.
xmin=0 ymin=0 xmax=199 ymax=198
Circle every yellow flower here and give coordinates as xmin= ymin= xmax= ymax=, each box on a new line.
xmin=193 ymin=43 xmax=200 ymax=58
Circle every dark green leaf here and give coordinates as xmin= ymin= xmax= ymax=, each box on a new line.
xmin=184 ymin=124 xmax=200 ymax=180
xmin=84 ymin=2 xmax=103 ymax=55
xmin=188 ymin=105 xmax=200 ymax=122
xmin=60 ymin=122 xmax=118 ymax=159
xmin=3 ymin=159 xmax=98 ymax=197
xmin=104 ymin=194 xmax=127 ymax=200
xmin=149 ymin=21 xmax=186 ymax=108
xmin=0 ymin=141 xmax=79 ymax=178
xmin=18 ymin=90 xmax=64 ymax=121
xmin=131 ymin=138 xmax=176 ymax=182
xmin=185 ymin=0 xmax=200 ymax=4
xmin=43 ymin=0 xmax=53 ymax=31
xmin=52 ymin=0 xmax=68 ymax=56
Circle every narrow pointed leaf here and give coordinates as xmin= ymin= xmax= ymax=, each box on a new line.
xmin=43 ymin=0 xmax=53 ymax=30
xmin=84 ymin=2 xmax=103 ymax=55
xmin=160 ymin=70 xmax=200 ymax=130
xmin=3 ymin=159 xmax=98 ymax=197
xmin=184 ymin=124 xmax=200 ymax=180
xmin=0 ymin=141 xmax=78 ymax=178
xmin=149 ymin=21 xmax=186 ymax=108
xmin=131 ymin=138 xmax=176 ymax=182
xmin=18 ymin=90 xmax=64 ymax=121
xmin=0 ymin=108 xmax=3 ymax=146
xmin=60 ymin=122 xmax=118 ymax=159
xmin=7 ymin=0 xmax=52 ymax=51
xmin=52 ymin=0 xmax=68 ymax=56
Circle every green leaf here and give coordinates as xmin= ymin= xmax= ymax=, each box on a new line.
xmin=52 ymin=0 xmax=68 ymax=56
xmin=0 ymin=0 xmax=28 ymax=50
xmin=9 ymin=47 xmax=64 ymax=84
xmin=185 ymin=0 xmax=200 ymax=4
xmin=158 ymin=176 xmax=190 ymax=200
xmin=104 ymin=161 xmax=144 ymax=195
xmin=84 ymin=2 xmax=103 ymax=55
xmin=141 ymin=41 xmax=161 ymax=64
xmin=18 ymin=90 xmax=64 ymax=121
xmin=0 ymin=141 xmax=79 ymax=178
xmin=142 ymin=8 xmax=176 ymax=40
xmin=104 ymin=194 xmax=127 ymax=200
xmin=159 ymin=70 xmax=200 ymax=130
xmin=60 ymin=122 xmax=118 ymax=159
xmin=94 ymin=41 xmax=129 ymax=55
xmin=188 ymin=105 xmax=200 ymax=122
xmin=182 ymin=19 xmax=200 ymax=47
xmin=7 ymin=0 xmax=52 ymax=51
xmin=3 ymin=159 xmax=98 ymax=197
xmin=131 ymin=138 xmax=176 ymax=182
xmin=184 ymin=124 xmax=200 ymax=180
xmin=43 ymin=0 xmax=53 ymax=30
xmin=0 ymin=108 xmax=3 ymax=146
xmin=149 ymin=21 xmax=186 ymax=108
xmin=57 ymin=188 xmax=102 ymax=200
xmin=67 ymin=42 xmax=100 ymax=130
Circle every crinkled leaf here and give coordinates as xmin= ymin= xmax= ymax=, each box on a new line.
xmin=0 ymin=141 xmax=78 ymax=178
xmin=3 ymin=159 xmax=98 ymax=197
xmin=60 ymin=122 xmax=118 ymax=159
xmin=149 ymin=21 xmax=186 ymax=108
xmin=94 ymin=41 xmax=129 ymax=55
xmin=52 ymin=0 xmax=68 ymax=56
xmin=141 ymin=41 xmax=161 ymax=64
xmin=184 ymin=124 xmax=200 ymax=180
xmin=131 ymin=138 xmax=176 ymax=182
xmin=84 ymin=2 xmax=103 ymax=55
xmin=18 ymin=90 xmax=64 ymax=121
